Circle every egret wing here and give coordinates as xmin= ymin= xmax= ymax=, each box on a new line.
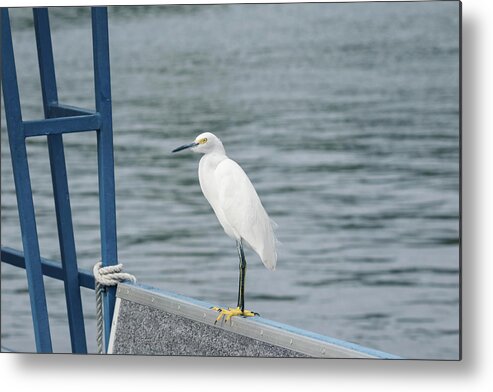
xmin=215 ymin=159 xmax=277 ymax=270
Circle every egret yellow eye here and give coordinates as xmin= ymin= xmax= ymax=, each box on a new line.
xmin=198 ymin=138 xmax=208 ymax=144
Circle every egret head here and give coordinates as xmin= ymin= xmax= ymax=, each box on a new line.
xmin=172 ymin=132 xmax=225 ymax=155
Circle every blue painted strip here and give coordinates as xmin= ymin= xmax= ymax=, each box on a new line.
xmin=1 ymin=8 xmax=53 ymax=353
xmin=22 ymin=114 xmax=100 ymax=137
xmin=254 ymin=317 xmax=401 ymax=359
xmin=127 ymin=282 xmax=401 ymax=359
xmin=47 ymin=135 xmax=88 ymax=353
xmin=34 ymin=7 xmax=88 ymax=354
xmin=1 ymin=9 xmax=23 ymax=129
xmin=92 ymin=6 xmax=118 ymax=350
xmin=1 ymin=247 xmax=95 ymax=290
xmin=33 ymin=8 xmax=58 ymax=107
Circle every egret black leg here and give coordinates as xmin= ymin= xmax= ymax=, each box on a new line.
xmin=211 ymin=239 xmax=254 ymax=323
xmin=236 ymin=239 xmax=247 ymax=312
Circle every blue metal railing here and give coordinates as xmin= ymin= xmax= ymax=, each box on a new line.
xmin=1 ymin=7 xmax=117 ymax=353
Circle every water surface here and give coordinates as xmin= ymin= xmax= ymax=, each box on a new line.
xmin=1 ymin=2 xmax=460 ymax=359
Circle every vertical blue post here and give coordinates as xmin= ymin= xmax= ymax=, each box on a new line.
xmin=92 ymin=7 xmax=118 ymax=350
xmin=33 ymin=8 xmax=87 ymax=353
xmin=1 ymin=8 xmax=53 ymax=353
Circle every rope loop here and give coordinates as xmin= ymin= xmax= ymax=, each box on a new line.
xmin=93 ymin=261 xmax=136 ymax=354
xmin=93 ymin=261 xmax=136 ymax=288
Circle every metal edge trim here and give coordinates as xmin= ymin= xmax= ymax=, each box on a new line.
xmin=107 ymin=297 xmax=122 ymax=354
xmin=115 ymin=282 xmax=400 ymax=359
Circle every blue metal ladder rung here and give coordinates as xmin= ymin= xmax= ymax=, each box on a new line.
xmin=23 ymin=113 xmax=101 ymax=137
xmin=1 ymin=247 xmax=96 ymax=290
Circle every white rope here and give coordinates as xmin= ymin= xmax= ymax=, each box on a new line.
xmin=93 ymin=262 xmax=137 ymax=287
xmin=95 ymin=279 xmax=104 ymax=355
xmin=93 ymin=261 xmax=136 ymax=354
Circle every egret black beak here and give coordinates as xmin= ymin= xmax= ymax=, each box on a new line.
xmin=172 ymin=142 xmax=198 ymax=153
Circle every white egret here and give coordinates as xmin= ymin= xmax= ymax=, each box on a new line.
xmin=172 ymin=132 xmax=277 ymax=322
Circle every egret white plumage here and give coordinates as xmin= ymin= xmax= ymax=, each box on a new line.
xmin=172 ymin=132 xmax=277 ymax=322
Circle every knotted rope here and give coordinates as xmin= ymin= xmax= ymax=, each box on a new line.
xmin=93 ymin=261 xmax=136 ymax=354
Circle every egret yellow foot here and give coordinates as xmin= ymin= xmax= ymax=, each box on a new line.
xmin=211 ymin=306 xmax=256 ymax=323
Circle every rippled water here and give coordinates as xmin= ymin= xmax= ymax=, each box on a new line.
xmin=1 ymin=2 xmax=460 ymax=358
